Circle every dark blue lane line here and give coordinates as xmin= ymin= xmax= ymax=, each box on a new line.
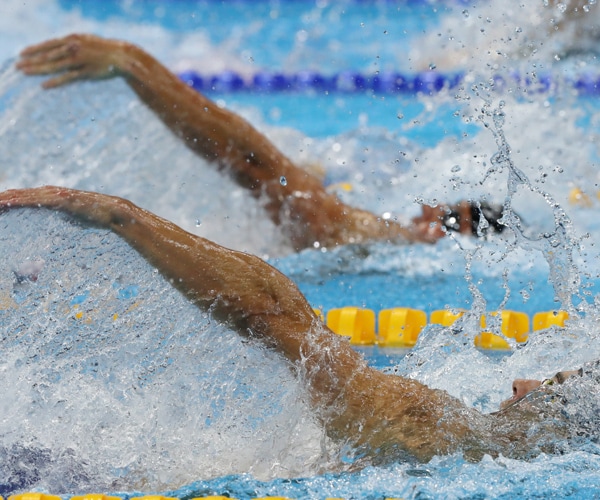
xmin=180 ymin=69 xmax=600 ymax=95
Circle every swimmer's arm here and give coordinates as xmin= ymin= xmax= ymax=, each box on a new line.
xmin=0 ymin=186 xmax=490 ymax=461
xmin=0 ymin=186 xmax=362 ymax=380
xmin=0 ymin=186 xmax=284 ymax=322
xmin=0 ymin=187 xmax=420 ymax=442
xmin=17 ymin=34 xmax=262 ymax=170
xmin=17 ymin=34 xmax=425 ymax=249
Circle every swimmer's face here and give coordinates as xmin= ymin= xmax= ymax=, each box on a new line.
xmin=500 ymin=369 xmax=583 ymax=410
xmin=500 ymin=379 xmax=542 ymax=410
xmin=411 ymin=201 xmax=473 ymax=240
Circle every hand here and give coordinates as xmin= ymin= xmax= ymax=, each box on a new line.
xmin=16 ymin=34 xmax=126 ymax=88
xmin=0 ymin=186 xmax=125 ymax=227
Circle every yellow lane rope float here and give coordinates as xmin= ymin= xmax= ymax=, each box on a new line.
xmin=313 ymin=307 xmax=569 ymax=351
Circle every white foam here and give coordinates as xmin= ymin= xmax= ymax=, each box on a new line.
xmin=0 ymin=209 xmax=331 ymax=491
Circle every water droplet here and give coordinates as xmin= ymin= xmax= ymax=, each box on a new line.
xmin=280 ymin=176 xmax=287 ymax=186
xmin=451 ymin=164 xmax=461 ymax=173
xmin=397 ymin=113 xmax=404 ymax=119
xmin=195 ymin=219 xmax=202 ymax=227
xmin=429 ymin=63 xmax=437 ymax=70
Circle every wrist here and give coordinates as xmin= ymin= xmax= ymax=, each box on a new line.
xmin=111 ymin=40 xmax=146 ymax=79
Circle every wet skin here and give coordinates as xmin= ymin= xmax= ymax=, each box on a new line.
xmin=500 ymin=370 xmax=584 ymax=410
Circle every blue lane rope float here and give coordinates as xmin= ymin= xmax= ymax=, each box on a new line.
xmin=178 ymin=69 xmax=600 ymax=95
xmin=179 ymin=69 xmax=463 ymax=94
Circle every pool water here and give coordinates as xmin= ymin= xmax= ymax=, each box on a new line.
xmin=3 ymin=0 xmax=600 ymax=497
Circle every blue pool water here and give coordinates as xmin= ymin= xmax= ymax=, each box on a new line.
xmin=3 ymin=0 xmax=600 ymax=497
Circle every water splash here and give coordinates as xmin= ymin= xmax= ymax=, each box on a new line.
xmin=0 ymin=210 xmax=332 ymax=493
xmin=475 ymin=95 xmax=585 ymax=313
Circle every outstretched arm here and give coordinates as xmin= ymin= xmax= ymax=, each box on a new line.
xmin=17 ymin=34 xmax=429 ymax=250
xmin=0 ymin=186 xmax=507 ymax=463
xmin=0 ymin=187 xmax=315 ymax=347
xmin=0 ymin=187 xmax=369 ymax=399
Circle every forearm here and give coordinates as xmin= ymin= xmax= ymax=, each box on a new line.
xmin=108 ymin=43 xmax=422 ymax=247
xmin=17 ymin=35 xmax=425 ymax=249
xmin=109 ymin=40 xmax=304 ymax=197
xmin=0 ymin=187 xmax=319 ymax=333
xmin=112 ymin=42 xmax=251 ymax=163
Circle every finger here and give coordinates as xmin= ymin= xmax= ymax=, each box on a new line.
xmin=19 ymin=37 xmax=73 ymax=57
xmin=17 ymin=44 xmax=80 ymax=73
xmin=18 ymin=59 xmax=75 ymax=76
xmin=42 ymin=69 xmax=86 ymax=89
xmin=0 ymin=187 xmax=67 ymax=209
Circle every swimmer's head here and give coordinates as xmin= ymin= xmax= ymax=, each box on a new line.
xmin=500 ymin=379 xmax=542 ymax=410
xmin=440 ymin=201 xmax=507 ymax=236
xmin=499 ymin=369 xmax=583 ymax=410
xmin=413 ymin=200 xmax=507 ymax=240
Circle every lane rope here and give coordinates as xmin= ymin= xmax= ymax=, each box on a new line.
xmin=314 ymin=306 xmax=569 ymax=350
xmin=178 ymin=69 xmax=600 ymax=95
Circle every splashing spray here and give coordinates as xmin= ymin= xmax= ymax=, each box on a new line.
xmin=478 ymin=96 xmax=584 ymax=313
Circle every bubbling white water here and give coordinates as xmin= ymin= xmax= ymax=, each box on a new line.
xmin=0 ymin=209 xmax=332 ymax=493
xmin=410 ymin=0 xmax=600 ymax=72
